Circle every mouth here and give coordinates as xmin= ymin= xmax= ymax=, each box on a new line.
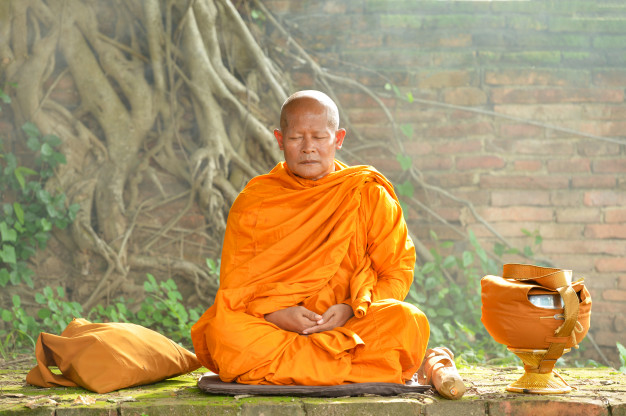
xmin=299 ymin=160 xmax=319 ymax=164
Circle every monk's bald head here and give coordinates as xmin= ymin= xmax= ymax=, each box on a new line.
xmin=279 ymin=90 xmax=340 ymax=132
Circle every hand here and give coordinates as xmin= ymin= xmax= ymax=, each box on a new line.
xmin=302 ymin=303 xmax=354 ymax=335
xmin=264 ymin=306 xmax=323 ymax=334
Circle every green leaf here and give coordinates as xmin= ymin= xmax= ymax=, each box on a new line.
xmin=421 ymin=262 xmax=435 ymax=275
xmin=12 ymin=294 xmax=21 ymax=308
xmin=0 ymin=269 xmax=9 ymax=287
xmin=26 ymin=136 xmax=40 ymax=151
xmin=399 ymin=124 xmax=414 ymax=139
xmin=38 ymin=308 xmax=51 ymax=319
xmin=384 ymin=83 xmax=392 ymax=91
xmin=40 ymin=218 xmax=52 ymax=232
xmin=0 ymin=222 xmax=17 ymax=242
xmin=493 ymin=242 xmax=505 ymax=257
xmin=22 ymin=122 xmax=41 ymax=139
xmin=462 ymin=251 xmax=474 ymax=268
xmin=1 ymin=308 xmax=12 ymax=321
xmin=523 ymin=246 xmax=533 ymax=257
xmin=42 ymin=134 xmax=62 ymax=147
xmin=437 ymin=308 xmax=454 ymax=317
xmin=396 ymin=154 xmax=412 ymax=171
xmin=442 ymin=255 xmax=456 ymax=269
xmin=41 ymin=142 xmax=53 ymax=157
xmin=396 ymin=180 xmax=414 ymax=198
xmin=35 ymin=293 xmax=46 ymax=304
xmin=0 ymin=245 xmax=16 ymax=264
xmin=406 ymin=91 xmax=414 ymax=103
xmin=56 ymin=286 xmax=65 ymax=298
xmin=13 ymin=202 xmax=24 ymax=224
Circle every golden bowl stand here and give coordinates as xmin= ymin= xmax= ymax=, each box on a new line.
xmin=507 ymin=347 xmax=572 ymax=394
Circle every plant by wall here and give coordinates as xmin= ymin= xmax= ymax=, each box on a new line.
xmin=0 ymin=122 xmax=79 ymax=288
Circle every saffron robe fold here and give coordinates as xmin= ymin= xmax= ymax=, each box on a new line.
xmin=191 ymin=160 xmax=429 ymax=385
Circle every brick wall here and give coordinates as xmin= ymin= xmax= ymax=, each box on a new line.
xmin=262 ymin=0 xmax=626 ymax=364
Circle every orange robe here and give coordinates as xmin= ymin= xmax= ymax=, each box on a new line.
xmin=191 ymin=160 xmax=429 ymax=385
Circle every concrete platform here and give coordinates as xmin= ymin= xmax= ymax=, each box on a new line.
xmin=1 ymin=366 xmax=625 ymax=415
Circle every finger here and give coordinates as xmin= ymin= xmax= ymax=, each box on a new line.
xmin=300 ymin=307 xmax=323 ymax=322
xmin=302 ymin=320 xmax=336 ymax=334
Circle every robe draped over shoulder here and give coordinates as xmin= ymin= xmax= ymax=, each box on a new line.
xmin=191 ymin=160 xmax=429 ymax=385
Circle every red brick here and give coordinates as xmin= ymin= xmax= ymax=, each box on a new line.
xmin=426 ymin=121 xmax=493 ymax=138
xmin=456 ymin=155 xmax=505 ymax=171
xmin=618 ymin=275 xmax=626 ymax=289
xmin=584 ymin=191 xmax=626 ymax=206
xmin=454 ymin=190 xmax=490 ymax=205
xmin=480 ymin=175 xmax=569 ymax=189
xmin=485 ymin=69 xmax=590 ymax=87
xmin=424 ymin=172 xmax=476 ymax=188
xmin=514 ymin=160 xmax=543 ymax=171
xmin=491 ymin=87 xmax=624 ymax=104
xmin=577 ymin=141 xmax=621 ymax=156
xmin=489 ymin=400 xmax=608 ymax=416
xmin=556 ymin=208 xmax=601 ymax=223
xmin=336 ymin=92 xmax=395 ymax=108
xmin=538 ymin=224 xmax=584 ymax=239
xmin=577 ymin=120 xmax=626 ymax=137
xmin=490 ymin=138 xmax=575 ymax=156
xmin=368 ymin=157 xmax=401 ymax=173
xmin=549 ymin=255 xmax=595 ymax=273
xmin=394 ymin=109 xmax=447 ymax=123
xmin=542 ymin=240 xmax=624 ymax=256
xmin=584 ymin=224 xmax=626 ymax=239
xmin=603 ymin=289 xmax=626 ymax=302
xmin=572 ymin=175 xmax=617 ymax=188
xmin=414 ymin=156 xmax=453 ymax=171
xmin=477 ymin=206 xmax=553 ymax=222
xmin=346 ymin=109 xmax=392 ymax=124
xmin=417 ymin=70 xmax=473 ymax=89
xmin=596 ymin=257 xmax=626 ymax=272
xmin=550 ymin=190 xmax=581 ymax=207
xmin=403 ymin=141 xmax=433 ymax=156
xmin=592 ymin=159 xmax=626 ymax=173
xmin=499 ymin=123 xmax=544 ymax=138
xmin=491 ymin=190 xmax=550 ymax=206
xmin=432 ymin=207 xmax=461 ymax=222
xmin=494 ymin=103 xmax=583 ymax=121
xmin=606 ymin=208 xmax=626 ymax=223
xmin=433 ymin=139 xmax=482 ymax=154
xmin=469 ymin=222 xmax=538 ymax=237
xmin=593 ymin=69 xmax=626 ymax=87
xmin=546 ymin=158 xmax=590 ymax=173
xmin=443 ymin=87 xmax=487 ymax=106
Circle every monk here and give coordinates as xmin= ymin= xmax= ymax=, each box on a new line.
xmin=191 ymin=90 xmax=430 ymax=385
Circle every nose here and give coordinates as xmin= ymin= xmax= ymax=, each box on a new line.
xmin=301 ymin=136 xmax=316 ymax=153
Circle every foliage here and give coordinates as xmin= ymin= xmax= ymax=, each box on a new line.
xmin=0 ymin=122 xmax=79 ymax=288
xmin=617 ymin=342 xmax=626 ymax=374
xmin=406 ymin=230 xmax=518 ymax=366
xmin=0 ymin=273 xmax=207 ymax=359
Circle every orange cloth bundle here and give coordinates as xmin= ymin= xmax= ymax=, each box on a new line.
xmin=481 ymin=264 xmax=591 ymax=350
xmin=481 ymin=264 xmax=592 ymax=393
xmin=191 ymin=161 xmax=429 ymax=385
xmin=26 ymin=318 xmax=201 ymax=393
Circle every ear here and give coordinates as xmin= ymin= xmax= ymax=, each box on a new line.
xmin=274 ymin=129 xmax=284 ymax=150
xmin=334 ymin=129 xmax=346 ymax=149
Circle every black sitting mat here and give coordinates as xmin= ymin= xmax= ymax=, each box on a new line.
xmin=197 ymin=374 xmax=431 ymax=397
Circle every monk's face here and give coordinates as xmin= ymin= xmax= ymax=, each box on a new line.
xmin=274 ymin=99 xmax=346 ymax=180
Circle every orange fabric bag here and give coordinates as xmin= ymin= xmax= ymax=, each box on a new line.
xmin=481 ymin=264 xmax=592 ymax=350
xmin=26 ymin=318 xmax=201 ymax=393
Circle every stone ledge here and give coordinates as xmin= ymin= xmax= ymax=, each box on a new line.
xmin=1 ymin=367 xmax=624 ymax=415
